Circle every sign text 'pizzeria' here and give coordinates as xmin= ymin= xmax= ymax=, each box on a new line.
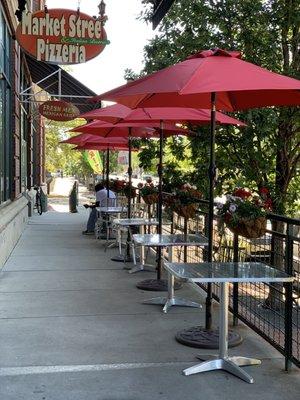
xmin=16 ymin=8 xmax=110 ymax=64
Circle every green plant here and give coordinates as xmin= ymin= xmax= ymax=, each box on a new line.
xmin=138 ymin=180 xmax=158 ymax=196
xmin=110 ymin=179 xmax=126 ymax=193
xmin=173 ymin=184 xmax=202 ymax=205
xmin=217 ymin=187 xmax=273 ymax=230
xmin=123 ymin=183 xmax=137 ymax=198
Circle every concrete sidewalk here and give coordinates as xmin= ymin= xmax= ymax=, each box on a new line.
xmin=0 ymin=204 xmax=299 ymax=399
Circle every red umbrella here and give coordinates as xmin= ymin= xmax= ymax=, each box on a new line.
xmin=69 ymin=120 xmax=190 ymax=137
xmin=80 ymin=103 xmax=131 ymax=123
xmin=80 ymin=103 xmax=245 ymax=127
xmin=92 ymin=48 xmax=300 ymax=332
xmin=74 ymin=143 xmax=135 ymax=151
xmin=122 ymin=107 xmax=246 ymax=126
xmin=80 ymin=103 xmax=246 ymax=126
xmin=92 ymin=49 xmax=300 ymax=110
xmin=61 ymin=134 xmax=128 ymax=146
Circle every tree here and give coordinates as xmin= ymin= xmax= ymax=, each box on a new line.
xmin=45 ymin=119 xmax=94 ymax=178
xmin=136 ymin=0 xmax=299 ymax=216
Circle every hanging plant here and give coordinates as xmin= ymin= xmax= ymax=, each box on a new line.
xmin=171 ymin=184 xmax=202 ymax=219
xmin=138 ymin=179 xmax=158 ymax=205
xmin=217 ymin=187 xmax=272 ymax=238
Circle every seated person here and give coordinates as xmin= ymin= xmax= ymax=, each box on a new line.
xmin=82 ymin=183 xmax=116 ymax=235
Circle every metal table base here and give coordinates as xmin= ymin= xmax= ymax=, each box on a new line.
xmin=129 ymin=263 xmax=155 ymax=274
xmin=137 ymin=278 xmax=171 ymax=292
xmin=129 ymin=241 xmax=154 ymax=274
xmin=144 ymin=296 xmax=201 ymax=314
xmin=182 ymin=282 xmax=259 ymax=383
xmin=143 ymin=267 xmax=201 ymax=313
xmin=143 ymin=247 xmax=201 ymax=312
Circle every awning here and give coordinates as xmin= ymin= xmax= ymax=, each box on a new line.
xmin=25 ymin=55 xmax=97 ymax=113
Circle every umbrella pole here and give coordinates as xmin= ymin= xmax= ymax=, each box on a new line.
xmin=126 ymin=129 xmax=132 ymax=258
xmin=157 ymin=120 xmax=164 ymax=280
xmin=106 ymin=147 xmax=110 ymax=204
xmin=127 ymin=128 xmax=132 ymax=218
xmin=110 ymin=133 xmax=134 ymax=264
xmin=136 ymin=121 xmax=178 ymax=290
xmin=102 ymin=152 xmax=105 ymax=182
xmin=206 ymin=92 xmax=217 ymax=330
xmin=176 ymin=94 xmax=242 ymax=350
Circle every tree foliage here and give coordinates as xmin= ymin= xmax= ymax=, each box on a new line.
xmin=45 ymin=119 xmax=94 ymax=177
xmin=45 ymin=119 xmax=141 ymax=178
xmin=134 ymin=0 xmax=299 ymax=215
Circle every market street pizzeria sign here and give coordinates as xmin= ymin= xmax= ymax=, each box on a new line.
xmin=16 ymin=9 xmax=109 ymax=64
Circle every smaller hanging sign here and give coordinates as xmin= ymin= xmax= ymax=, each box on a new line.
xmin=39 ymin=100 xmax=80 ymax=121
xmin=83 ymin=150 xmax=103 ymax=174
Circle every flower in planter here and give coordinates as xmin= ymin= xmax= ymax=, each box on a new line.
xmin=123 ymin=183 xmax=137 ymax=198
xmin=110 ymin=179 xmax=126 ymax=193
xmin=170 ymin=184 xmax=202 ymax=219
xmin=139 ymin=181 xmax=158 ymax=204
xmin=217 ymin=187 xmax=273 ymax=238
xmin=174 ymin=184 xmax=202 ymax=205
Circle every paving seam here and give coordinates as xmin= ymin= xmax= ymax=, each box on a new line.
xmin=0 ymin=268 xmax=129 ymax=273
xmin=0 ymin=288 xmax=165 ymax=294
xmin=0 ymin=311 xmax=202 ymax=320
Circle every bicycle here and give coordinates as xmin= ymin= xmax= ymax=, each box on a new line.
xmin=33 ymin=186 xmax=43 ymax=215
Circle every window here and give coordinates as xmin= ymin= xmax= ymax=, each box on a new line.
xmin=0 ymin=9 xmax=12 ymax=203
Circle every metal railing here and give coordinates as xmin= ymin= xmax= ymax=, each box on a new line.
xmin=161 ymin=198 xmax=300 ymax=370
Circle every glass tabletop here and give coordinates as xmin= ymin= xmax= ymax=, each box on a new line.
xmin=97 ymin=207 xmax=127 ymax=213
xmin=113 ymin=218 xmax=159 ymax=226
xmin=164 ymin=262 xmax=294 ymax=283
xmin=132 ymin=233 xmax=208 ymax=247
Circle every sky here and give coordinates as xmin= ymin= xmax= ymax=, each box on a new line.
xmin=47 ymin=0 xmax=155 ymax=95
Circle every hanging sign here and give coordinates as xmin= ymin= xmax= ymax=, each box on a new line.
xmin=83 ymin=150 xmax=103 ymax=174
xmin=15 ymin=8 xmax=109 ymax=64
xmin=39 ymin=100 xmax=80 ymax=121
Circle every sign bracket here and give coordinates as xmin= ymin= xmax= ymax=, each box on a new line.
xmin=19 ymin=69 xmax=94 ymax=104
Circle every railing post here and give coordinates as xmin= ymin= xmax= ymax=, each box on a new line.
xmin=184 ymin=217 xmax=188 ymax=262
xmin=204 ymin=212 xmax=209 ymax=262
xmin=205 ymin=210 xmax=212 ymax=329
xmin=284 ymin=223 xmax=293 ymax=371
xmin=233 ymin=233 xmax=239 ymax=326
xmin=170 ymin=211 xmax=174 ymax=234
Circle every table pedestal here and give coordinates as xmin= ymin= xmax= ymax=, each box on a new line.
xmin=129 ymin=225 xmax=155 ymax=274
xmin=182 ymin=282 xmax=260 ymax=383
xmin=111 ymin=254 xmax=136 ymax=263
xmin=144 ymin=270 xmax=201 ymax=313
xmin=129 ymin=231 xmax=154 ymax=274
xmin=100 ymin=212 xmax=121 ymax=252
xmin=143 ymin=247 xmax=201 ymax=312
